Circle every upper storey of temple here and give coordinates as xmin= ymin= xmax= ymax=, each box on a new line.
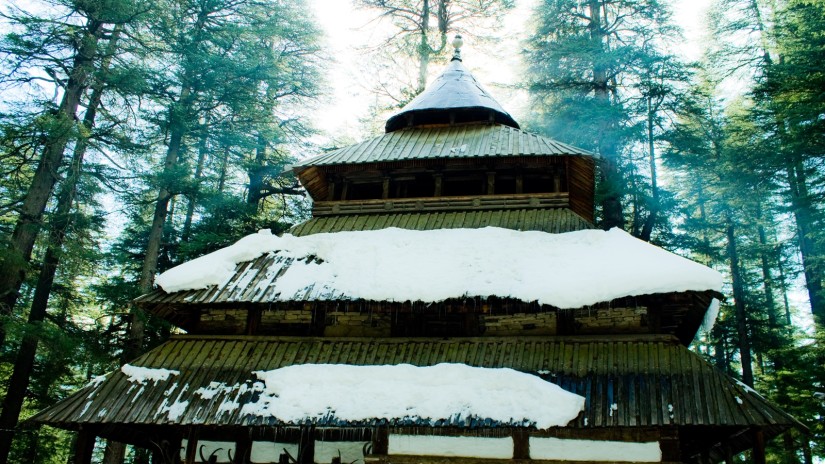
xmin=292 ymin=38 xmax=596 ymax=228
xmin=133 ymin=38 xmax=722 ymax=345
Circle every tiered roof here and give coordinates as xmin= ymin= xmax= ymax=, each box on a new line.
xmin=30 ymin=39 xmax=803 ymax=464
xmin=383 ymin=57 xmax=519 ymax=132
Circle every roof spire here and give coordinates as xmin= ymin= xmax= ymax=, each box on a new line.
xmin=451 ymin=34 xmax=463 ymax=62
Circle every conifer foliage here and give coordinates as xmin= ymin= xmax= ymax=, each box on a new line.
xmin=0 ymin=0 xmax=823 ymax=461
xmin=523 ymin=0 xmax=825 ymax=459
xmin=0 ymin=0 xmax=321 ymax=461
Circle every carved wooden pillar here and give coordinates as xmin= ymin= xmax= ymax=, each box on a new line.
xmin=234 ymin=432 xmax=252 ymax=464
xmin=371 ymin=426 xmax=389 ymax=456
xmin=658 ymin=428 xmax=680 ymax=463
xmin=152 ymin=435 xmax=182 ymax=464
xmin=486 ymin=172 xmax=496 ymax=195
xmin=753 ymin=427 xmax=766 ymax=464
xmin=327 ymin=181 xmax=337 ymax=201
xmin=723 ymin=444 xmax=734 ymax=464
xmin=297 ymin=426 xmax=315 ymax=464
xmin=184 ymin=428 xmax=199 ymax=464
xmin=382 ymin=177 xmax=390 ymax=199
xmin=512 ymin=430 xmax=529 ymax=460
xmin=434 ymin=174 xmax=443 ymax=197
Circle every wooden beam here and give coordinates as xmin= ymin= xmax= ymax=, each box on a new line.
xmin=434 ymin=174 xmax=443 ymax=197
xmin=72 ymin=428 xmax=96 ymax=464
xmin=486 ymin=172 xmax=495 ymax=195
xmin=382 ymin=177 xmax=390 ymax=199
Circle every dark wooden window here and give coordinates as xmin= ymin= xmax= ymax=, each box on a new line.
xmin=348 ymin=181 xmax=383 ymax=200
xmin=392 ymin=174 xmax=435 ymax=198
xmin=442 ymin=173 xmax=486 ymax=196
xmin=496 ymin=174 xmax=518 ymax=194
xmin=391 ymin=312 xmax=482 ymax=336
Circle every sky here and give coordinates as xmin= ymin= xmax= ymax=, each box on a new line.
xmin=309 ymin=0 xmax=714 ymax=142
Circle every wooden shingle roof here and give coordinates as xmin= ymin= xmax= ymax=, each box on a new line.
xmin=292 ymin=124 xmax=592 ymax=169
xmin=31 ymin=335 xmax=799 ymax=435
xmin=289 ymin=208 xmax=594 ymax=236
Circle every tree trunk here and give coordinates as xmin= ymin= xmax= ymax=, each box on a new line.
xmin=416 ymin=0 xmax=431 ymax=94
xmin=785 ymin=156 xmax=825 ymax=328
xmin=726 ymin=213 xmax=754 ymax=386
xmin=640 ymin=96 xmax=659 ymax=241
xmin=246 ymin=132 xmax=268 ymax=208
xmin=0 ymin=31 xmax=116 ymax=461
xmin=0 ymin=19 xmax=103 ymax=348
xmin=749 ymin=0 xmax=825 ymax=329
xmin=755 ymin=200 xmax=778 ymax=326
xmin=182 ymin=119 xmax=208 ymax=242
xmin=714 ymin=334 xmax=728 ymax=373
xmin=126 ymin=0 xmax=210 ymax=370
xmin=589 ymin=0 xmax=623 ymax=230
xmin=218 ymin=146 xmax=229 ymax=193
xmin=776 ymin=244 xmax=793 ymax=326
xmin=801 ymin=435 xmax=812 ymax=464
xmin=783 ymin=432 xmax=800 ymax=464
xmin=128 ymin=85 xmax=192 ymax=360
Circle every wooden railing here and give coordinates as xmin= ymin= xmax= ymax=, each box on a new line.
xmin=312 ymin=193 xmax=570 ymax=217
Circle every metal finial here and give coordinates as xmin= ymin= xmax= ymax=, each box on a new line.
xmin=451 ymin=34 xmax=463 ymax=61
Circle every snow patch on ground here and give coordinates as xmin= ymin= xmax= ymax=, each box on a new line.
xmin=242 ymin=363 xmax=584 ymax=429
xmin=121 ymin=364 xmax=179 ymax=384
xmin=530 ymin=437 xmax=661 ymax=462
xmin=389 ymin=435 xmax=512 ymax=459
xmin=156 ymin=227 xmax=723 ymax=309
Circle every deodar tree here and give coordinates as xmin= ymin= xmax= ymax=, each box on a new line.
xmin=524 ymin=0 xmax=684 ymax=232
xmin=126 ymin=0 xmax=321 ymax=360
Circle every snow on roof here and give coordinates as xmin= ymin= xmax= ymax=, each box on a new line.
xmin=242 ymin=363 xmax=585 ymax=429
xmin=121 ymin=365 xmax=179 ymax=385
xmin=155 ymin=227 xmax=723 ymax=309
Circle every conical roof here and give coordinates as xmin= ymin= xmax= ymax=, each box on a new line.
xmin=385 ymin=59 xmax=520 ymax=132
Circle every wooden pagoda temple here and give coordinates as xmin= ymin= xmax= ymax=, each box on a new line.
xmin=31 ymin=39 xmax=803 ymax=464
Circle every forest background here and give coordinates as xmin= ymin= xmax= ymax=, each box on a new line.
xmin=0 ymin=0 xmax=823 ymax=462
